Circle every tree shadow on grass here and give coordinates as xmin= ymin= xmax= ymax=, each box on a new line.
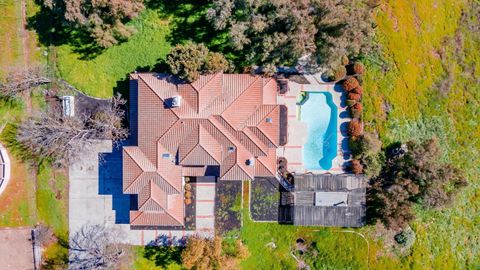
xmin=143 ymin=235 xmax=183 ymax=268
xmin=27 ymin=0 xmax=106 ymax=60
xmin=147 ymin=0 xmax=237 ymax=62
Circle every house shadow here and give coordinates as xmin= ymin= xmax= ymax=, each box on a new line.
xmin=96 ymin=71 xmax=143 ymax=224
xmin=98 ymin=140 xmax=136 ymax=224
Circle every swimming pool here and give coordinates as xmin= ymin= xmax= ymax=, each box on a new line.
xmin=300 ymin=92 xmax=338 ymax=170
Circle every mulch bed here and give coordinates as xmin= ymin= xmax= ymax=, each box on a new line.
xmin=250 ymin=177 xmax=282 ymax=221
xmin=184 ymin=178 xmax=197 ymax=230
xmin=214 ymin=181 xmax=242 ymax=235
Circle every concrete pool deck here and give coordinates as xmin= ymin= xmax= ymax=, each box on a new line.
xmin=277 ymin=74 xmax=351 ymax=174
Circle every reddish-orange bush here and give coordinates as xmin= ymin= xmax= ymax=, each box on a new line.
xmin=342 ymin=77 xmax=359 ymax=91
xmin=351 ymin=86 xmax=363 ymax=95
xmin=351 ymin=159 xmax=363 ymax=174
xmin=348 ymin=120 xmax=363 ymax=136
xmin=348 ymin=92 xmax=361 ymax=101
xmin=353 ymin=62 xmax=365 ymax=75
xmin=350 ymin=103 xmax=363 ymax=118
xmin=352 ymin=103 xmax=363 ymax=112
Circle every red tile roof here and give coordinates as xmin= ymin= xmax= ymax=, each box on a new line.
xmin=124 ymin=72 xmax=280 ymax=227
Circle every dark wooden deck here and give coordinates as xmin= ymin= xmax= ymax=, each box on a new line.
xmin=292 ymin=174 xmax=366 ymax=227
xmin=293 ymin=205 xmax=365 ymax=227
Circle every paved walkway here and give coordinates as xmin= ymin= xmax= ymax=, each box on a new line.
xmin=194 ymin=181 xmax=215 ymax=237
xmin=277 ymin=73 xmax=351 ymax=175
xmin=0 ymin=227 xmax=35 ymax=270
xmin=0 ymin=143 xmax=11 ymax=197
xmin=69 ymin=140 xmax=214 ymax=246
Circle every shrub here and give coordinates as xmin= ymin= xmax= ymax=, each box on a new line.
xmin=350 ymin=103 xmax=363 ymax=118
xmin=394 ymin=226 xmax=416 ymax=247
xmin=342 ymin=77 xmax=359 ymax=91
xmin=331 ymin=66 xmax=347 ymax=81
xmin=185 ymin=198 xmax=192 ymax=205
xmin=348 ymin=120 xmax=363 ymax=136
xmin=353 ymin=62 xmax=365 ymax=75
xmin=350 ymin=107 xmax=362 ymax=119
xmin=348 ymin=92 xmax=362 ymax=101
xmin=348 ymin=136 xmax=364 ymax=159
xmin=185 ymin=184 xmax=192 ymax=191
xmin=362 ymin=153 xmax=383 ymax=177
xmin=350 ymin=160 xmax=363 ymax=174
xmin=341 ymin=55 xmax=350 ymax=66
xmin=352 ymin=103 xmax=363 ymax=112
xmin=185 ymin=191 xmax=192 ymax=199
xmin=346 ymin=99 xmax=357 ymax=107
xmin=351 ymin=86 xmax=363 ymax=95
xmin=349 ymin=132 xmax=381 ymax=159
xmin=204 ymin=52 xmax=231 ymax=74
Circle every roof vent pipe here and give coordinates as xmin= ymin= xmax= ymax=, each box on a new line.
xmin=171 ymin=96 xmax=182 ymax=107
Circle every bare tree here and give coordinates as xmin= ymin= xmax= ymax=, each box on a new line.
xmin=16 ymin=93 xmax=128 ymax=166
xmin=69 ymin=224 xmax=125 ymax=270
xmin=33 ymin=224 xmax=57 ymax=247
xmin=0 ymin=66 xmax=50 ymax=98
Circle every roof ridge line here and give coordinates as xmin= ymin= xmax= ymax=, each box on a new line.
xmin=178 ymin=125 xmax=201 ymax=164
xmin=137 ymin=75 xmax=165 ymax=102
xmin=241 ymin=128 xmax=268 ymax=156
xmin=219 ymin=76 xmax=262 ymax=122
xmin=124 ymin=147 xmax=156 ymax=172
xmin=199 ymin=75 xmax=260 ymax=117
xmin=191 ymin=72 xmax=221 ymax=92
xmin=198 ymin=125 xmax=222 ymax=163
xmin=243 ymin=104 xmax=278 ymax=128
xmin=256 ymin=155 xmax=276 ymax=176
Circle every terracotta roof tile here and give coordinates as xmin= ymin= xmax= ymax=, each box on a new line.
xmin=257 ymin=106 xmax=280 ymax=146
xmin=182 ymin=166 xmax=208 ymax=176
xmin=124 ymin=72 xmax=281 ymax=227
xmin=221 ymin=77 xmax=263 ymax=129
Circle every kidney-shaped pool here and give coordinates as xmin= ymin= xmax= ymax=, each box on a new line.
xmin=300 ymin=92 xmax=338 ymax=170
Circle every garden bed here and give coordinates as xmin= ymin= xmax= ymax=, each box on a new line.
xmin=184 ymin=178 xmax=196 ymax=231
xmin=250 ymin=177 xmax=282 ymax=221
xmin=214 ymin=181 xmax=242 ymax=235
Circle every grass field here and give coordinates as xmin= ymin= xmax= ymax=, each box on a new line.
xmin=0 ymin=151 xmax=35 ymax=226
xmin=362 ymin=0 xmax=480 ymax=268
xmin=56 ymin=10 xmax=172 ymax=98
xmin=0 ymin=0 xmax=23 ymax=78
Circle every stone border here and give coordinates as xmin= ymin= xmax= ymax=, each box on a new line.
xmin=0 ymin=143 xmax=12 ymax=197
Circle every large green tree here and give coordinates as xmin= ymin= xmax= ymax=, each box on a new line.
xmin=206 ymin=0 xmax=377 ymax=69
xmin=167 ymin=42 xmax=231 ymax=82
xmin=42 ymin=0 xmax=145 ymax=48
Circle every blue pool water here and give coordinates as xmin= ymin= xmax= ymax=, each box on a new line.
xmin=300 ymin=92 xmax=338 ymax=170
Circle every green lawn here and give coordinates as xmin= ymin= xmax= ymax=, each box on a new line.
xmin=36 ymin=162 xmax=68 ymax=236
xmin=56 ymin=10 xmax=172 ymax=98
xmin=129 ymin=246 xmax=183 ymax=270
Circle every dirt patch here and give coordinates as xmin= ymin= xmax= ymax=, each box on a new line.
xmin=0 ymin=227 xmax=35 ymax=270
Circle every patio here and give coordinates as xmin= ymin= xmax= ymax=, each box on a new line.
xmin=276 ymin=74 xmax=351 ymax=175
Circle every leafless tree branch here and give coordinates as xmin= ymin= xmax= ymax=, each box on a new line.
xmin=0 ymin=66 xmax=51 ymax=98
